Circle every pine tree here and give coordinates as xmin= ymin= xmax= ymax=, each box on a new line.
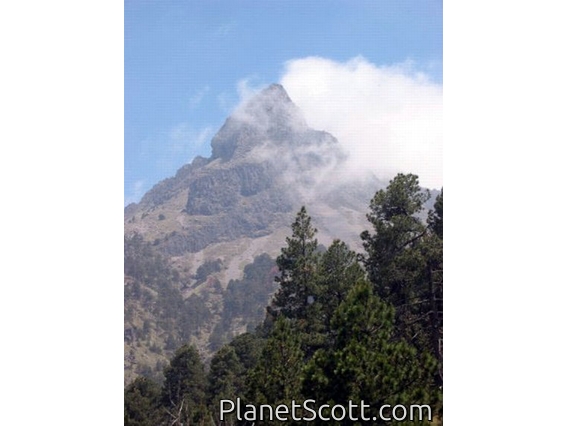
xmin=208 ymin=345 xmax=242 ymax=426
xmin=207 ymin=333 xmax=265 ymax=426
xmin=360 ymin=174 xmax=430 ymax=343
xmin=302 ymin=280 xmax=440 ymax=425
xmin=360 ymin=174 xmax=443 ymax=388
xmin=428 ymin=189 xmax=443 ymax=239
xmin=292 ymin=239 xmax=366 ymax=356
xmin=424 ymin=190 xmax=443 ymax=385
xmin=246 ymin=316 xmax=305 ymax=425
xmin=228 ymin=332 xmax=264 ymax=372
xmin=271 ymin=206 xmax=319 ymax=322
xmin=161 ymin=344 xmax=211 ymax=425
xmin=316 ymin=240 xmax=365 ymax=333
xmin=124 ymin=376 xmax=162 ymax=426
xmin=360 ymin=173 xmax=429 ymax=303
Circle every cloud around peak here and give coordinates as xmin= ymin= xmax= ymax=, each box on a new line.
xmin=279 ymin=56 xmax=442 ymax=189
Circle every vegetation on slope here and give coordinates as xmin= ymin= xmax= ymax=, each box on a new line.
xmin=125 ymin=173 xmax=443 ymax=425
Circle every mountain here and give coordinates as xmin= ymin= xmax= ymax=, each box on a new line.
xmin=124 ymin=84 xmax=431 ymax=384
xmin=125 ymin=83 xmax=383 ymax=282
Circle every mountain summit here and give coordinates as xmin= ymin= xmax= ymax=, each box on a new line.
xmin=211 ymin=83 xmax=309 ymax=162
xmin=211 ymin=83 xmax=335 ymax=162
xmin=126 ymin=84 xmax=358 ymax=257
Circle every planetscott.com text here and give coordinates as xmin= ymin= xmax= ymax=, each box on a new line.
xmin=220 ymin=398 xmax=432 ymax=422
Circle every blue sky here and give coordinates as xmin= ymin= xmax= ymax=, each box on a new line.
xmin=125 ymin=0 xmax=443 ymax=204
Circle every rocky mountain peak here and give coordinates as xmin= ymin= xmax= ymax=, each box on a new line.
xmin=239 ymin=84 xmax=300 ymax=123
xmin=211 ymin=84 xmax=310 ymax=162
xmin=129 ymin=83 xmax=360 ymax=256
xmin=252 ymin=83 xmax=293 ymax=105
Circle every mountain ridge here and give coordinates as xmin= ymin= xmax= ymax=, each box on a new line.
xmin=125 ymin=84 xmax=365 ymax=257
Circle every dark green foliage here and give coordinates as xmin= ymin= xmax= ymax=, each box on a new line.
xmin=124 ymin=377 xmax=162 ymax=426
xmin=360 ymin=173 xmax=429 ymax=302
xmin=125 ymin=344 xmax=215 ymax=425
xmin=207 ymin=346 xmax=243 ymax=425
xmin=303 ymin=280 xmax=440 ymax=425
xmin=208 ymin=333 xmax=265 ymax=425
xmin=268 ymin=210 xmax=365 ymax=358
xmin=428 ymin=189 xmax=443 ymax=239
xmin=228 ymin=332 xmax=265 ymax=371
xmin=360 ymin=174 xmax=443 ymax=387
xmin=271 ymin=206 xmax=319 ymax=321
xmin=161 ymin=344 xmax=210 ymax=425
xmin=315 ymin=240 xmax=365 ymax=334
xmin=246 ymin=316 xmax=305 ymax=424
xmin=162 ymin=345 xmax=205 ymax=406
xmin=298 ymin=239 xmax=366 ymax=357
xmin=425 ymin=190 xmax=443 ymax=383
xmin=208 ymin=345 xmax=241 ymax=401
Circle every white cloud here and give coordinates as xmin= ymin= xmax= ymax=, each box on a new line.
xmin=279 ymin=56 xmax=442 ymax=189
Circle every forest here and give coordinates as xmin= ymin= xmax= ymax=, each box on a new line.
xmin=124 ymin=173 xmax=443 ymax=425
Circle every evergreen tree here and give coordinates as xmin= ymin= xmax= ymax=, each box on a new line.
xmin=247 ymin=316 xmax=305 ymax=425
xmin=228 ymin=332 xmax=264 ymax=372
xmin=270 ymin=206 xmax=319 ymax=322
xmin=360 ymin=174 xmax=443 ymax=388
xmin=424 ymin=190 xmax=443 ymax=385
xmin=293 ymin=239 xmax=366 ymax=356
xmin=302 ymin=280 xmax=440 ymax=425
xmin=124 ymin=376 xmax=162 ymax=426
xmin=360 ymin=173 xmax=429 ymax=303
xmin=360 ymin=174 xmax=430 ymax=343
xmin=208 ymin=333 xmax=265 ymax=426
xmin=428 ymin=189 xmax=443 ymax=239
xmin=208 ymin=345 xmax=242 ymax=426
xmin=161 ymin=344 xmax=211 ymax=425
xmin=316 ymin=240 xmax=365 ymax=333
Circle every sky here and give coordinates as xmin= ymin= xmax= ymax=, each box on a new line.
xmin=125 ymin=0 xmax=443 ymax=205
